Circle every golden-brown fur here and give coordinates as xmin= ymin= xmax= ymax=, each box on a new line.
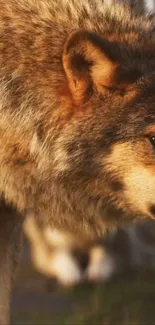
xmin=1 ymin=0 xmax=155 ymax=238
xmin=1 ymin=1 xmax=155 ymax=322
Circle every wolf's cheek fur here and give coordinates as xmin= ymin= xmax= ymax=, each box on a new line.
xmin=124 ymin=166 xmax=155 ymax=216
xmin=106 ymin=142 xmax=155 ymax=218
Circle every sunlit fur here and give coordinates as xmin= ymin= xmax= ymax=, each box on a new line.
xmin=1 ymin=1 xmax=155 ymax=240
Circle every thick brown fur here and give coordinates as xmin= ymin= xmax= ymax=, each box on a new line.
xmin=2 ymin=0 xmax=155 ymax=323
xmin=1 ymin=0 xmax=155 ymax=239
xmin=120 ymin=0 xmax=145 ymax=14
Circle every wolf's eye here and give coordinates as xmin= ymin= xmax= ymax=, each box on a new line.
xmin=149 ymin=136 xmax=155 ymax=147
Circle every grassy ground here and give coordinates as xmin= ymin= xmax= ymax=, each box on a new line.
xmin=11 ymin=249 xmax=155 ymax=325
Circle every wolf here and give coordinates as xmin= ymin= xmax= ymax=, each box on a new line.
xmin=1 ymin=0 xmax=155 ymax=323
xmin=23 ymin=0 xmax=155 ymax=289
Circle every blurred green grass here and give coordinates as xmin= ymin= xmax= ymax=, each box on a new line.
xmin=11 ymin=269 xmax=155 ymax=325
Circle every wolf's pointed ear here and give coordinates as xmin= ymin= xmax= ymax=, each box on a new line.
xmin=63 ymin=30 xmax=140 ymax=104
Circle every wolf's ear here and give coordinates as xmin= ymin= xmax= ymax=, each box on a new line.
xmin=63 ymin=30 xmax=140 ymax=104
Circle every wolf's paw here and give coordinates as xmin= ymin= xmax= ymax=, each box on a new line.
xmin=51 ymin=250 xmax=82 ymax=286
xmin=86 ymin=246 xmax=116 ymax=282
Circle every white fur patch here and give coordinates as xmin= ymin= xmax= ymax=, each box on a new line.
xmin=43 ymin=228 xmax=73 ymax=248
xmin=30 ymin=133 xmax=40 ymax=155
xmin=51 ymin=251 xmax=82 ymax=286
xmin=87 ymin=246 xmax=116 ymax=281
xmin=144 ymin=0 xmax=155 ymax=12
xmin=53 ymin=142 xmax=69 ymax=172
